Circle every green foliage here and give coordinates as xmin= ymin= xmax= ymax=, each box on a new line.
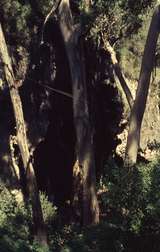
xmin=48 ymin=223 xmax=127 ymax=252
xmin=0 ymin=1 xmax=160 ymax=251
xmin=1 ymin=143 xmax=160 ymax=250
xmin=0 ymin=184 xmax=31 ymax=252
xmin=40 ymin=192 xmax=57 ymax=224
xmin=0 ymin=0 xmax=32 ymax=46
xmin=38 ymin=0 xmax=54 ymax=16
xmin=99 ymin=158 xmax=160 ymax=234
xmin=31 ymin=241 xmax=50 ymax=252
xmin=82 ymin=0 xmax=156 ymax=47
xmin=0 ymin=185 xmax=58 ymax=251
xmin=118 ymin=8 xmax=154 ymax=80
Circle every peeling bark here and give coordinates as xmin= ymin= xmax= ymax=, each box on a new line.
xmin=58 ymin=0 xmax=99 ymax=225
xmin=0 ymin=23 xmax=48 ymax=246
xmin=125 ymin=6 xmax=160 ymax=166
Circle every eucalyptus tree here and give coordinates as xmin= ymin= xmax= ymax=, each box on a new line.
xmin=0 ymin=0 xmax=157 ymax=229
xmin=0 ymin=22 xmax=48 ymax=247
xmin=125 ymin=5 xmax=160 ymax=166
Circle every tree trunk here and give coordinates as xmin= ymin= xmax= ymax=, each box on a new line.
xmin=0 ymin=23 xmax=48 ymax=246
xmin=125 ymin=6 xmax=160 ymax=166
xmin=102 ymin=38 xmax=133 ymax=108
xmin=58 ymin=0 xmax=99 ymax=225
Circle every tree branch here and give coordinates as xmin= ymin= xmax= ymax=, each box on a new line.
xmin=102 ymin=34 xmax=134 ymax=108
xmin=41 ymin=0 xmax=61 ymax=43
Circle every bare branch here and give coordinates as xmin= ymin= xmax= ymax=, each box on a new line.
xmin=41 ymin=0 xmax=61 ymax=43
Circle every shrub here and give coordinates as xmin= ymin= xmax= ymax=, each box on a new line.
xmin=0 ymin=184 xmax=31 ymax=252
xmin=99 ymin=158 xmax=160 ymax=234
xmin=0 ymin=185 xmax=57 ymax=251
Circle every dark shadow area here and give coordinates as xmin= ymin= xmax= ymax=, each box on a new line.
xmin=33 ymin=19 xmax=75 ymax=208
xmin=0 ymin=89 xmax=15 ymax=185
xmin=23 ymin=19 xmax=124 ymax=208
xmin=0 ymin=17 xmax=124 ymax=209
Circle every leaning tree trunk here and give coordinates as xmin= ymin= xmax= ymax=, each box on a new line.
xmin=58 ymin=0 xmax=99 ymax=225
xmin=125 ymin=6 xmax=160 ymax=166
xmin=0 ymin=23 xmax=48 ymax=246
xmin=102 ymin=37 xmax=133 ymax=108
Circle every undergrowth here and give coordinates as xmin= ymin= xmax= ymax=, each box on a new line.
xmin=0 ymin=158 xmax=160 ymax=251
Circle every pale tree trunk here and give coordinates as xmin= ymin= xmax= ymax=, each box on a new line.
xmin=102 ymin=38 xmax=133 ymax=108
xmin=125 ymin=6 xmax=160 ymax=166
xmin=0 ymin=23 xmax=48 ymax=246
xmin=58 ymin=0 xmax=99 ymax=225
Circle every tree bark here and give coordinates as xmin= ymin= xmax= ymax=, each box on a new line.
xmin=0 ymin=23 xmax=48 ymax=246
xmin=125 ymin=6 xmax=160 ymax=166
xmin=58 ymin=0 xmax=99 ymax=225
